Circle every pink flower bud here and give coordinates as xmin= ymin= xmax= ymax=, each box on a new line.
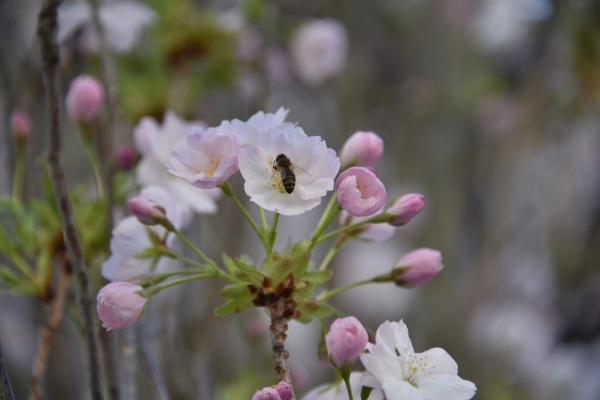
xmin=336 ymin=167 xmax=387 ymax=217
xmin=96 ymin=282 xmax=147 ymax=330
xmin=393 ymin=248 xmax=443 ymax=287
xmin=66 ymin=75 xmax=104 ymax=123
xmin=387 ymin=193 xmax=425 ymax=226
xmin=10 ymin=110 xmax=32 ymax=140
xmin=325 ymin=316 xmax=368 ymax=367
xmin=127 ymin=196 xmax=167 ymax=226
xmin=273 ymin=381 xmax=293 ymax=400
xmin=340 ymin=131 xmax=383 ymax=168
xmin=115 ymin=146 xmax=138 ymax=171
xmin=252 ymin=387 xmax=281 ymax=400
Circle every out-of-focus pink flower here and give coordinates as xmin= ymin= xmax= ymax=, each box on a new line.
xmin=168 ymin=128 xmax=239 ymax=189
xmin=10 ymin=110 xmax=32 ymax=140
xmin=340 ymin=131 xmax=384 ymax=168
xmin=387 ymin=193 xmax=425 ymax=226
xmin=252 ymin=387 xmax=281 ymax=400
xmin=336 ymin=167 xmax=386 ymax=217
xmin=291 ymin=19 xmax=348 ymax=86
xmin=339 ymin=211 xmax=395 ymax=242
xmin=115 ymin=146 xmax=138 ymax=171
xmin=393 ymin=248 xmax=443 ymax=287
xmin=66 ymin=75 xmax=104 ymax=123
xmin=127 ymin=196 xmax=167 ymax=226
xmin=273 ymin=381 xmax=293 ymax=400
xmin=96 ymin=282 xmax=147 ymax=330
xmin=325 ymin=316 xmax=368 ymax=367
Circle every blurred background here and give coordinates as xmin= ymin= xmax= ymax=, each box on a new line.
xmin=1 ymin=0 xmax=600 ymax=399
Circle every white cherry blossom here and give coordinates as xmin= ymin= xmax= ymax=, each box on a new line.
xmin=360 ymin=320 xmax=476 ymax=400
xmin=238 ymin=124 xmax=340 ymax=216
xmin=134 ymin=111 xmax=220 ymax=214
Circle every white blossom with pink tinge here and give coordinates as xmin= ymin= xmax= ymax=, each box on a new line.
xmin=238 ymin=124 xmax=340 ymax=215
xmin=360 ymin=320 xmax=476 ymax=400
xmin=302 ymin=372 xmax=384 ymax=400
xmin=336 ymin=167 xmax=387 ymax=217
xmin=135 ymin=111 xmax=219 ymax=215
xmin=96 ymin=282 xmax=147 ymax=330
xmin=168 ymin=127 xmax=239 ymax=189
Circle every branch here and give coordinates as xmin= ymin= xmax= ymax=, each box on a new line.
xmin=268 ymin=299 xmax=296 ymax=399
xmin=0 ymin=340 xmax=15 ymax=400
xmin=37 ymin=1 xmax=103 ymax=399
xmin=29 ymin=265 xmax=70 ymax=400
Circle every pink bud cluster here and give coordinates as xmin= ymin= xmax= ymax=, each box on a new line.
xmin=252 ymin=381 xmax=293 ymax=400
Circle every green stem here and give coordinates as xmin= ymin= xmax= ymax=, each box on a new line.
xmin=173 ymin=230 xmax=213 ymax=265
xmin=140 ymin=268 xmax=209 ymax=287
xmin=318 ymin=236 xmax=349 ymax=271
xmin=81 ymin=134 xmax=105 ymax=198
xmin=342 ymin=371 xmax=354 ymax=400
xmin=266 ymin=212 xmax=280 ymax=255
xmin=309 ymin=194 xmax=341 ymax=247
xmin=220 ymin=183 xmax=265 ymax=243
xmin=258 ymin=207 xmax=268 ymax=231
xmin=317 ymin=273 xmax=391 ymax=302
xmin=315 ymin=213 xmax=392 ymax=245
xmin=12 ymin=143 xmax=25 ymax=201
xmin=143 ymin=273 xmax=212 ymax=297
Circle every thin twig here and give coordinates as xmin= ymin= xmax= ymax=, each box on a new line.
xmin=37 ymin=2 xmax=103 ymax=399
xmin=29 ymin=265 xmax=71 ymax=400
xmin=0 ymin=340 xmax=15 ymax=400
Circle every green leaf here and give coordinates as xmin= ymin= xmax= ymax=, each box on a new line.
xmin=222 ymin=254 xmax=263 ymax=284
xmin=214 ymin=297 xmax=253 ymax=316
xmin=361 ymin=386 xmax=373 ymax=400
xmin=302 ymin=270 xmax=333 ymax=284
xmin=220 ymin=283 xmax=252 ymax=300
xmin=297 ymin=299 xmax=336 ymax=323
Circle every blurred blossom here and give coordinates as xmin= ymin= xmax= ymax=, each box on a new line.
xmin=361 ymin=320 xmax=476 ymax=400
xmin=392 ymin=248 xmax=443 ymax=287
xmin=273 ymin=381 xmax=293 ymax=400
xmin=252 ymin=387 xmax=281 ymax=400
xmin=238 ymin=124 xmax=340 ymax=215
xmin=340 ymin=131 xmax=384 ymax=169
xmin=266 ymin=49 xmax=291 ymax=85
xmin=168 ymin=126 xmax=239 ymax=189
xmin=58 ymin=0 xmax=157 ymax=54
xmin=325 ymin=316 xmax=368 ymax=366
xmin=302 ymin=372 xmax=384 ymax=400
xmin=236 ymin=70 xmax=263 ymax=101
xmin=135 ymin=112 xmax=219 ymax=215
xmin=474 ymin=0 xmax=552 ymax=52
xmin=103 ymin=186 xmax=187 ymax=282
xmin=339 ymin=210 xmax=396 ymax=242
xmin=10 ymin=109 xmax=32 ymax=140
xmin=115 ymin=145 xmax=138 ymax=171
xmin=336 ymin=167 xmax=387 ymax=217
xmin=66 ymin=75 xmax=104 ymax=123
xmin=96 ymin=282 xmax=147 ymax=330
xmin=216 ymin=8 xmax=246 ymax=32
xmin=291 ymin=19 xmax=348 ymax=86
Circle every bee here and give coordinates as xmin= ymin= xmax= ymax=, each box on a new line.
xmin=273 ymin=153 xmax=297 ymax=194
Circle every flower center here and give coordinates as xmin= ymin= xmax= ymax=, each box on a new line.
xmin=403 ymin=353 xmax=428 ymax=386
xmin=206 ymin=154 xmax=223 ymax=177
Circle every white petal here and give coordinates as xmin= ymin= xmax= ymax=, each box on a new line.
xmin=100 ymin=1 xmax=157 ymax=53
xmin=361 ymin=344 xmax=404 ymax=383
xmin=57 ymin=4 xmax=90 ymax=43
xmin=419 ymin=348 xmax=459 ymax=376
xmin=417 ymin=374 xmax=476 ymax=400
xmin=382 ymin=378 xmax=424 ymax=400
xmin=247 ymin=107 xmax=289 ymax=133
xmin=392 ymin=320 xmax=415 ymax=356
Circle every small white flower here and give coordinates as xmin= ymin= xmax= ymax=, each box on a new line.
xmin=302 ymin=372 xmax=384 ymax=400
xmin=102 ymin=186 xmax=184 ymax=282
xmin=291 ymin=19 xmax=348 ymax=86
xmin=135 ymin=111 xmax=220 ymax=214
xmin=58 ymin=0 xmax=157 ymax=54
xmin=238 ymin=124 xmax=340 ymax=215
xmin=167 ymin=127 xmax=240 ymax=189
xmin=220 ymin=107 xmax=290 ymax=147
xmin=361 ymin=320 xmax=476 ymax=400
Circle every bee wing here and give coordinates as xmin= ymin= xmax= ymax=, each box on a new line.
xmin=291 ymin=164 xmax=308 ymax=175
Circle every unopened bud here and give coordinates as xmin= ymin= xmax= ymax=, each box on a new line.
xmin=387 ymin=193 xmax=425 ymax=226
xmin=10 ymin=110 xmax=31 ymax=140
xmin=127 ymin=196 xmax=168 ymax=227
xmin=392 ymin=248 xmax=443 ymax=287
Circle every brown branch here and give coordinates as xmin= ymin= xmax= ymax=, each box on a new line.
xmin=37 ymin=1 xmax=103 ymax=399
xmin=268 ymin=299 xmax=296 ymax=399
xmin=0 ymin=340 xmax=15 ymax=400
xmin=29 ymin=265 xmax=70 ymax=400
